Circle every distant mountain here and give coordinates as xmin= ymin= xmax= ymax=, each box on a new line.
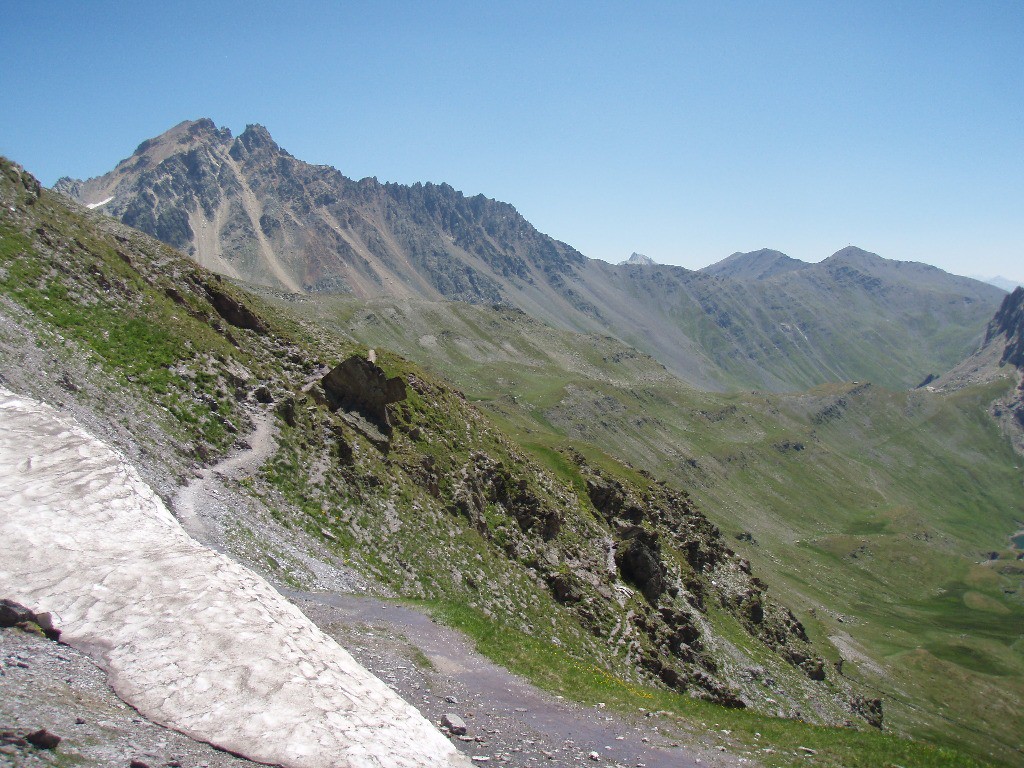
xmin=969 ymin=275 xmax=1020 ymax=292
xmin=57 ymin=119 xmax=1006 ymax=392
xmin=620 ymin=252 xmax=655 ymax=266
xmin=54 ymin=119 xmax=585 ymax=301
xmin=701 ymin=248 xmax=810 ymax=280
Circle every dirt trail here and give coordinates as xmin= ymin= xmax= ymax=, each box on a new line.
xmin=173 ymin=407 xmax=277 ymax=546
xmin=285 ymin=591 xmax=746 ymax=768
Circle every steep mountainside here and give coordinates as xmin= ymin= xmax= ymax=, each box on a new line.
xmin=3 ymin=158 xmax=940 ymax=766
xmin=56 ymin=119 xmax=1005 ymax=392
xmin=278 ymin=289 xmax=1024 ymax=766
xmin=987 ymin=286 xmax=1024 ymax=370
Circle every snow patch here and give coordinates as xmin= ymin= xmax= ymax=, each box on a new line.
xmin=0 ymin=388 xmax=469 ymax=768
xmin=86 ymin=196 xmax=114 ymax=209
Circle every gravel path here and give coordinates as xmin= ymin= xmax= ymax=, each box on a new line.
xmin=286 ymin=591 xmax=751 ymax=768
xmin=173 ymin=407 xmax=278 ymax=549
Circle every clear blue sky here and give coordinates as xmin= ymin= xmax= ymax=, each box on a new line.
xmin=2 ymin=1 xmax=1022 ymax=281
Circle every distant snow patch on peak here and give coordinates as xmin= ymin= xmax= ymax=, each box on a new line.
xmin=86 ymin=196 xmax=114 ymax=209
xmin=621 ymin=252 xmax=655 ymax=266
xmin=970 ymin=275 xmax=1022 ymax=292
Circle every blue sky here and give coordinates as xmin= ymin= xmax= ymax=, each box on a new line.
xmin=2 ymin=1 xmax=1021 ymax=281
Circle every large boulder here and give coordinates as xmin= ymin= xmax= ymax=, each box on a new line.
xmin=319 ymin=356 xmax=407 ymax=434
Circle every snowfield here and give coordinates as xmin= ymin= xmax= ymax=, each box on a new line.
xmin=0 ymin=388 xmax=468 ymax=768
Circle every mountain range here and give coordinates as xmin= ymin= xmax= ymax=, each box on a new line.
xmin=5 ymin=139 xmax=1024 ymax=766
xmin=56 ymin=119 xmax=1006 ymax=393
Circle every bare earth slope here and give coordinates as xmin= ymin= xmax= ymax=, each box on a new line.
xmin=56 ymin=119 xmax=1005 ymax=391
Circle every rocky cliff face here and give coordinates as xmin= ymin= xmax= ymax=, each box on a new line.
xmin=984 ymin=288 xmax=1024 ymax=454
xmin=55 ymin=121 xmax=1006 ymax=392
xmin=54 ymin=119 xmax=585 ymax=303
xmin=985 ymin=286 xmax=1024 ymax=369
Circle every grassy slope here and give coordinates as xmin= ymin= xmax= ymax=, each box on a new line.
xmin=292 ymin=294 xmax=1024 ymax=766
xmin=0 ymin=162 xmax=1015 ymax=767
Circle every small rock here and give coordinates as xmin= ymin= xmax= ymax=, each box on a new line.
xmin=797 ymin=746 xmax=817 ymax=755
xmin=25 ymin=729 xmax=61 ymax=750
xmin=74 ymin=717 xmax=86 ymax=725
xmin=130 ymin=761 xmax=151 ymax=768
xmin=589 ymin=751 xmax=601 ymax=761
xmin=471 ymin=758 xmax=490 ymax=764
xmin=0 ymin=599 xmax=36 ymax=628
xmin=441 ymin=713 xmax=467 ymax=736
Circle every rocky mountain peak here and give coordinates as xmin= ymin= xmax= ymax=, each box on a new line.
xmin=233 ymin=123 xmax=280 ymax=155
xmin=825 ymin=246 xmax=885 ymax=265
xmin=621 ymin=252 xmax=655 ymax=266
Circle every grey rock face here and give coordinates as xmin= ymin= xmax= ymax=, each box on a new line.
xmin=319 ymin=355 xmax=407 ymax=434
xmin=441 ymin=713 xmax=467 ymax=736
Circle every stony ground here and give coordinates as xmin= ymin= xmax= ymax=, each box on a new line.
xmin=0 ymin=384 xmax=761 ymax=768
xmin=0 ymin=626 xmax=253 ymax=768
xmin=288 ymin=592 xmax=758 ymax=768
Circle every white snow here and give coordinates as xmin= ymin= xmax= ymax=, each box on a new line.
xmin=85 ymin=196 xmax=114 ymax=209
xmin=0 ymin=388 xmax=469 ymax=768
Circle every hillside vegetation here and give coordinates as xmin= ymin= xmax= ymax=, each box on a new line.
xmin=4 ymin=158 xmax=1021 ymax=765
xmin=278 ymin=291 xmax=1024 ymax=766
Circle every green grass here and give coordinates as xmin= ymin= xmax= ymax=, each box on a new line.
xmin=3 ymin=171 xmax=1018 ymax=766
xmin=422 ymin=599 xmax=988 ymax=768
xmin=277 ymin=292 xmax=1024 ymax=766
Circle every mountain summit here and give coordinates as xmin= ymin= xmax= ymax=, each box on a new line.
xmin=620 ymin=252 xmax=655 ymax=266
xmin=701 ymin=249 xmax=809 ymax=281
xmin=56 ymin=120 xmax=1006 ymax=392
xmin=55 ymin=118 xmax=585 ymax=300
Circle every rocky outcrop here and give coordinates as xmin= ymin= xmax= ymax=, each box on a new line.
xmin=563 ymin=454 xmax=858 ymax=715
xmin=985 ymin=287 xmax=1024 ymax=369
xmin=317 ymin=355 xmax=407 ymax=434
xmin=0 ymin=598 xmax=60 ymax=641
xmin=851 ymin=695 xmax=884 ymax=729
xmin=203 ymin=279 xmax=267 ymax=334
